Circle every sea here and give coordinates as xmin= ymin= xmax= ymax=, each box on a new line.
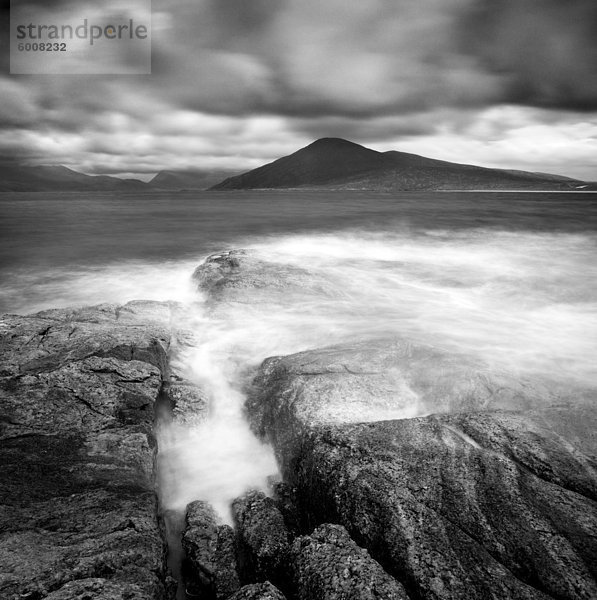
xmin=2 ymin=190 xmax=596 ymax=529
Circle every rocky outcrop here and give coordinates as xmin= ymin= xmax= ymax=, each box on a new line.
xmin=248 ymin=340 xmax=597 ymax=600
xmin=232 ymin=490 xmax=291 ymax=591
xmin=6 ymin=248 xmax=596 ymax=600
xmin=191 ymin=247 xmax=597 ymax=600
xmin=182 ymin=500 xmax=240 ymax=599
xmin=228 ymin=581 xmax=287 ymax=600
xmin=193 ymin=250 xmax=340 ymax=305
xmin=290 ymin=416 xmax=597 ymax=600
xmin=291 ymin=523 xmax=409 ymax=599
xmin=0 ymin=301 xmax=177 ymax=600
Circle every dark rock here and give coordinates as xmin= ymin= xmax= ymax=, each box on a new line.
xmin=228 ymin=581 xmax=287 ymax=600
xmin=289 ymin=417 xmax=597 ymax=599
xmin=232 ymin=490 xmax=291 ymax=590
xmin=247 ymin=339 xmax=597 ymax=600
xmin=528 ymin=402 xmax=597 ymax=456
xmin=181 ymin=500 xmax=240 ymax=599
xmin=270 ymin=481 xmax=301 ymax=536
xmin=0 ymin=301 xmax=170 ymax=378
xmin=291 ymin=523 xmax=409 ymax=599
xmin=0 ymin=301 xmax=173 ymax=600
xmin=42 ymin=578 xmax=151 ymax=599
xmin=193 ymin=250 xmax=340 ymax=305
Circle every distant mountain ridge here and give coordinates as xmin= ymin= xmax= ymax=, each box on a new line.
xmin=0 ymin=165 xmax=147 ymax=192
xmin=211 ymin=138 xmax=592 ymax=191
xmin=0 ymin=165 xmax=237 ymax=192
xmin=1 ymin=140 xmax=594 ymax=192
xmin=149 ymin=169 xmax=238 ymax=190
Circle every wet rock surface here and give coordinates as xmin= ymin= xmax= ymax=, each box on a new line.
xmin=291 ymin=523 xmax=409 ymax=600
xmin=182 ymin=500 xmax=240 ymax=599
xmin=167 ymin=380 xmax=209 ymax=426
xmin=248 ymin=340 xmax=597 ymax=600
xmin=0 ymin=301 xmax=174 ymax=600
xmin=193 ymin=250 xmax=340 ymax=305
xmin=228 ymin=581 xmax=287 ymax=600
xmin=191 ymin=248 xmax=597 ymax=600
xmin=232 ymin=490 xmax=290 ymax=591
xmin=247 ymin=338 xmax=588 ymax=455
xmin=5 ymin=250 xmax=597 ymax=600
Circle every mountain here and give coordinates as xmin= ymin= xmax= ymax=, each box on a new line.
xmin=0 ymin=164 xmax=240 ymax=193
xmin=211 ymin=138 xmax=590 ymax=191
xmin=150 ymin=169 xmax=238 ymax=190
xmin=0 ymin=165 xmax=148 ymax=192
xmin=3 ymin=142 xmax=592 ymax=193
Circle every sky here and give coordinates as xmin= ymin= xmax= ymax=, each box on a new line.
xmin=1 ymin=0 xmax=596 ymax=180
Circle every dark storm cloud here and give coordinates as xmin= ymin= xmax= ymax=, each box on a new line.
xmin=149 ymin=0 xmax=500 ymax=118
xmin=207 ymin=0 xmax=284 ymax=39
xmin=5 ymin=0 xmax=596 ymax=119
xmin=0 ymin=0 xmax=10 ymax=73
xmin=144 ymin=0 xmax=597 ymax=118
xmin=4 ymin=0 xmax=597 ymax=117
xmin=0 ymin=0 xmax=596 ymax=178
xmin=290 ymin=114 xmax=443 ymax=144
xmin=460 ymin=0 xmax=597 ymax=111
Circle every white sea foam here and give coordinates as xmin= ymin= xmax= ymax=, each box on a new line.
xmin=247 ymin=230 xmax=597 ymax=385
xmin=156 ymin=303 xmax=280 ymax=522
xmin=0 ymin=259 xmax=200 ymax=315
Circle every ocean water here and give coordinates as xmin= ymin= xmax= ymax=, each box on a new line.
xmin=2 ymin=190 xmax=596 ymax=525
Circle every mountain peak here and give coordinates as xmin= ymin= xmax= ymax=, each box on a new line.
xmin=211 ymin=138 xmax=584 ymax=191
xmin=307 ymin=137 xmax=365 ymax=148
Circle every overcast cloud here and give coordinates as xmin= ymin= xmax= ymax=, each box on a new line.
xmin=1 ymin=0 xmax=596 ymax=179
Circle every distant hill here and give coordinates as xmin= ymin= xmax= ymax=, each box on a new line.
xmin=211 ymin=138 xmax=590 ymax=191
xmin=150 ymin=169 xmax=238 ymax=190
xmin=0 ymin=164 xmax=239 ymax=193
xmin=3 ymin=144 xmax=592 ymax=193
xmin=0 ymin=165 xmax=147 ymax=192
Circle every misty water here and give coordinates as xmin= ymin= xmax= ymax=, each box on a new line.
xmin=2 ymin=190 xmax=597 ymax=529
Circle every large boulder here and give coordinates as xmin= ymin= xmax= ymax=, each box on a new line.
xmin=291 ymin=523 xmax=409 ymax=599
xmin=247 ymin=338 xmax=590 ymax=472
xmin=289 ymin=416 xmax=597 ymax=600
xmin=228 ymin=581 xmax=287 ymax=600
xmin=192 ymin=250 xmax=340 ymax=305
xmin=0 ymin=301 xmax=171 ymax=378
xmin=247 ymin=339 xmax=597 ymax=600
xmin=232 ymin=490 xmax=291 ymax=591
xmin=0 ymin=301 xmax=174 ymax=600
xmin=181 ymin=500 xmax=240 ymax=599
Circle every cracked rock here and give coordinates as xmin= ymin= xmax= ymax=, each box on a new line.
xmin=0 ymin=301 xmax=172 ymax=600
xmin=291 ymin=523 xmax=409 ymax=600
xmin=232 ymin=490 xmax=291 ymax=591
xmin=247 ymin=338 xmax=597 ymax=600
xmin=182 ymin=500 xmax=240 ymax=599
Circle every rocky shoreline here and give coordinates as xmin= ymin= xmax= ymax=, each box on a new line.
xmin=0 ymin=301 xmax=173 ymax=599
xmin=1 ymin=251 xmax=596 ymax=600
